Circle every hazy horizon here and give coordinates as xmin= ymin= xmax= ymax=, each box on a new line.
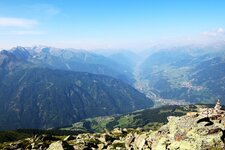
xmin=0 ymin=0 xmax=225 ymax=50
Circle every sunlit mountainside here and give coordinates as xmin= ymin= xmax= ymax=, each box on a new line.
xmin=0 ymin=47 xmax=153 ymax=130
xmin=1 ymin=44 xmax=225 ymax=130
xmin=1 ymin=0 xmax=225 ymax=149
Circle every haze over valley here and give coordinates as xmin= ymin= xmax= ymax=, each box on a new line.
xmin=1 ymin=1 xmax=225 ymax=149
xmin=1 ymin=43 xmax=225 ymax=130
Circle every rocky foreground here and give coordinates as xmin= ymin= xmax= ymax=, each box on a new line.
xmin=2 ymin=113 xmax=225 ymax=150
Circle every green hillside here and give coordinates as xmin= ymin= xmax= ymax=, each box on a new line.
xmin=138 ymin=50 xmax=225 ymax=105
xmin=61 ymin=105 xmax=200 ymax=132
xmin=0 ymin=49 xmax=153 ymax=130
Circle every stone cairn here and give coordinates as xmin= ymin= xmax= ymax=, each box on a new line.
xmin=186 ymin=99 xmax=225 ymax=120
xmin=214 ymin=99 xmax=222 ymax=112
xmin=191 ymin=99 xmax=225 ymax=119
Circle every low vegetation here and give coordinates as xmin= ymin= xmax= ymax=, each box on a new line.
xmin=61 ymin=105 xmax=199 ymax=132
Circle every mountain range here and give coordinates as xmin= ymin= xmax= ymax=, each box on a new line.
xmin=0 ymin=47 xmax=153 ymax=130
xmin=139 ymin=48 xmax=225 ymax=104
xmin=1 ymin=45 xmax=225 ymax=130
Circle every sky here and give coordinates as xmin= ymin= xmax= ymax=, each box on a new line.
xmin=0 ymin=0 xmax=225 ymax=50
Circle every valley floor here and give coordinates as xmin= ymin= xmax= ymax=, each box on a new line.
xmin=133 ymin=60 xmax=189 ymax=107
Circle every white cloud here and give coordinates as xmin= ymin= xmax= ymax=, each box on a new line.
xmin=202 ymin=27 xmax=225 ymax=37
xmin=217 ymin=27 xmax=225 ymax=33
xmin=10 ymin=30 xmax=43 ymax=35
xmin=202 ymin=32 xmax=216 ymax=37
xmin=0 ymin=17 xmax=38 ymax=27
xmin=23 ymin=4 xmax=60 ymax=18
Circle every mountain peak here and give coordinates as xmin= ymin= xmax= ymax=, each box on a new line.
xmin=10 ymin=46 xmax=31 ymax=60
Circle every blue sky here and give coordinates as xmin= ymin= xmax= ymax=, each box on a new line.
xmin=0 ymin=0 xmax=225 ymax=49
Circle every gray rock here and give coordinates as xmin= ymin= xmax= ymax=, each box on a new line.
xmin=63 ymin=135 xmax=76 ymax=141
xmin=112 ymin=140 xmax=125 ymax=149
xmin=47 ymin=141 xmax=73 ymax=150
xmin=111 ymin=128 xmax=123 ymax=135
xmin=133 ymin=133 xmax=147 ymax=149
xmin=124 ymin=133 xmax=134 ymax=149
xmin=34 ymin=134 xmax=58 ymax=142
xmin=98 ymin=133 xmax=115 ymax=144
xmin=98 ymin=143 xmax=105 ymax=150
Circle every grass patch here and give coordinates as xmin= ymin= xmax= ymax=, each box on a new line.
xmin=0 ymin=131 xmax=30 ymax=143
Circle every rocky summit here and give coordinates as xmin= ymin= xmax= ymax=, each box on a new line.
xmin=2 ymin=103 xmax=225 ymax=150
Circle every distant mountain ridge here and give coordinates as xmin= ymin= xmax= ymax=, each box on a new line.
xmin=139 ymin=49 xmax=225 ymax=104
xmin=7 ymin=46 xmax=134 ymax=84
xmin=1 ymin=45 xmax=225 ymax=130
xmin=0 ymin=47 xmax=153 ymax=130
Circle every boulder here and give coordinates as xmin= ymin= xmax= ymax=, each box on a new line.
xmin=112 ymin=140 xmax=125 ymax=149
xmin=34 ymin=134 xmax=58 ymax=142
xmin=98 ymin=143 xmax=105 ymax=150
xmin=98 ymin=133 xmax=115 ymax=144
xmin=133 ymin=133 xmax=147 ymax=149
xmin=47 ymin=141 xmax=73 ymax=150
xmin=63 ymin=135 xmax=76 ymax=141
xmin=124 ymin=133 xmax=134 ymax=149
xmin=149 ymin=115 xmax=225 ymax=149
xmin=111 ymin=128 xmax=123 ymax=136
